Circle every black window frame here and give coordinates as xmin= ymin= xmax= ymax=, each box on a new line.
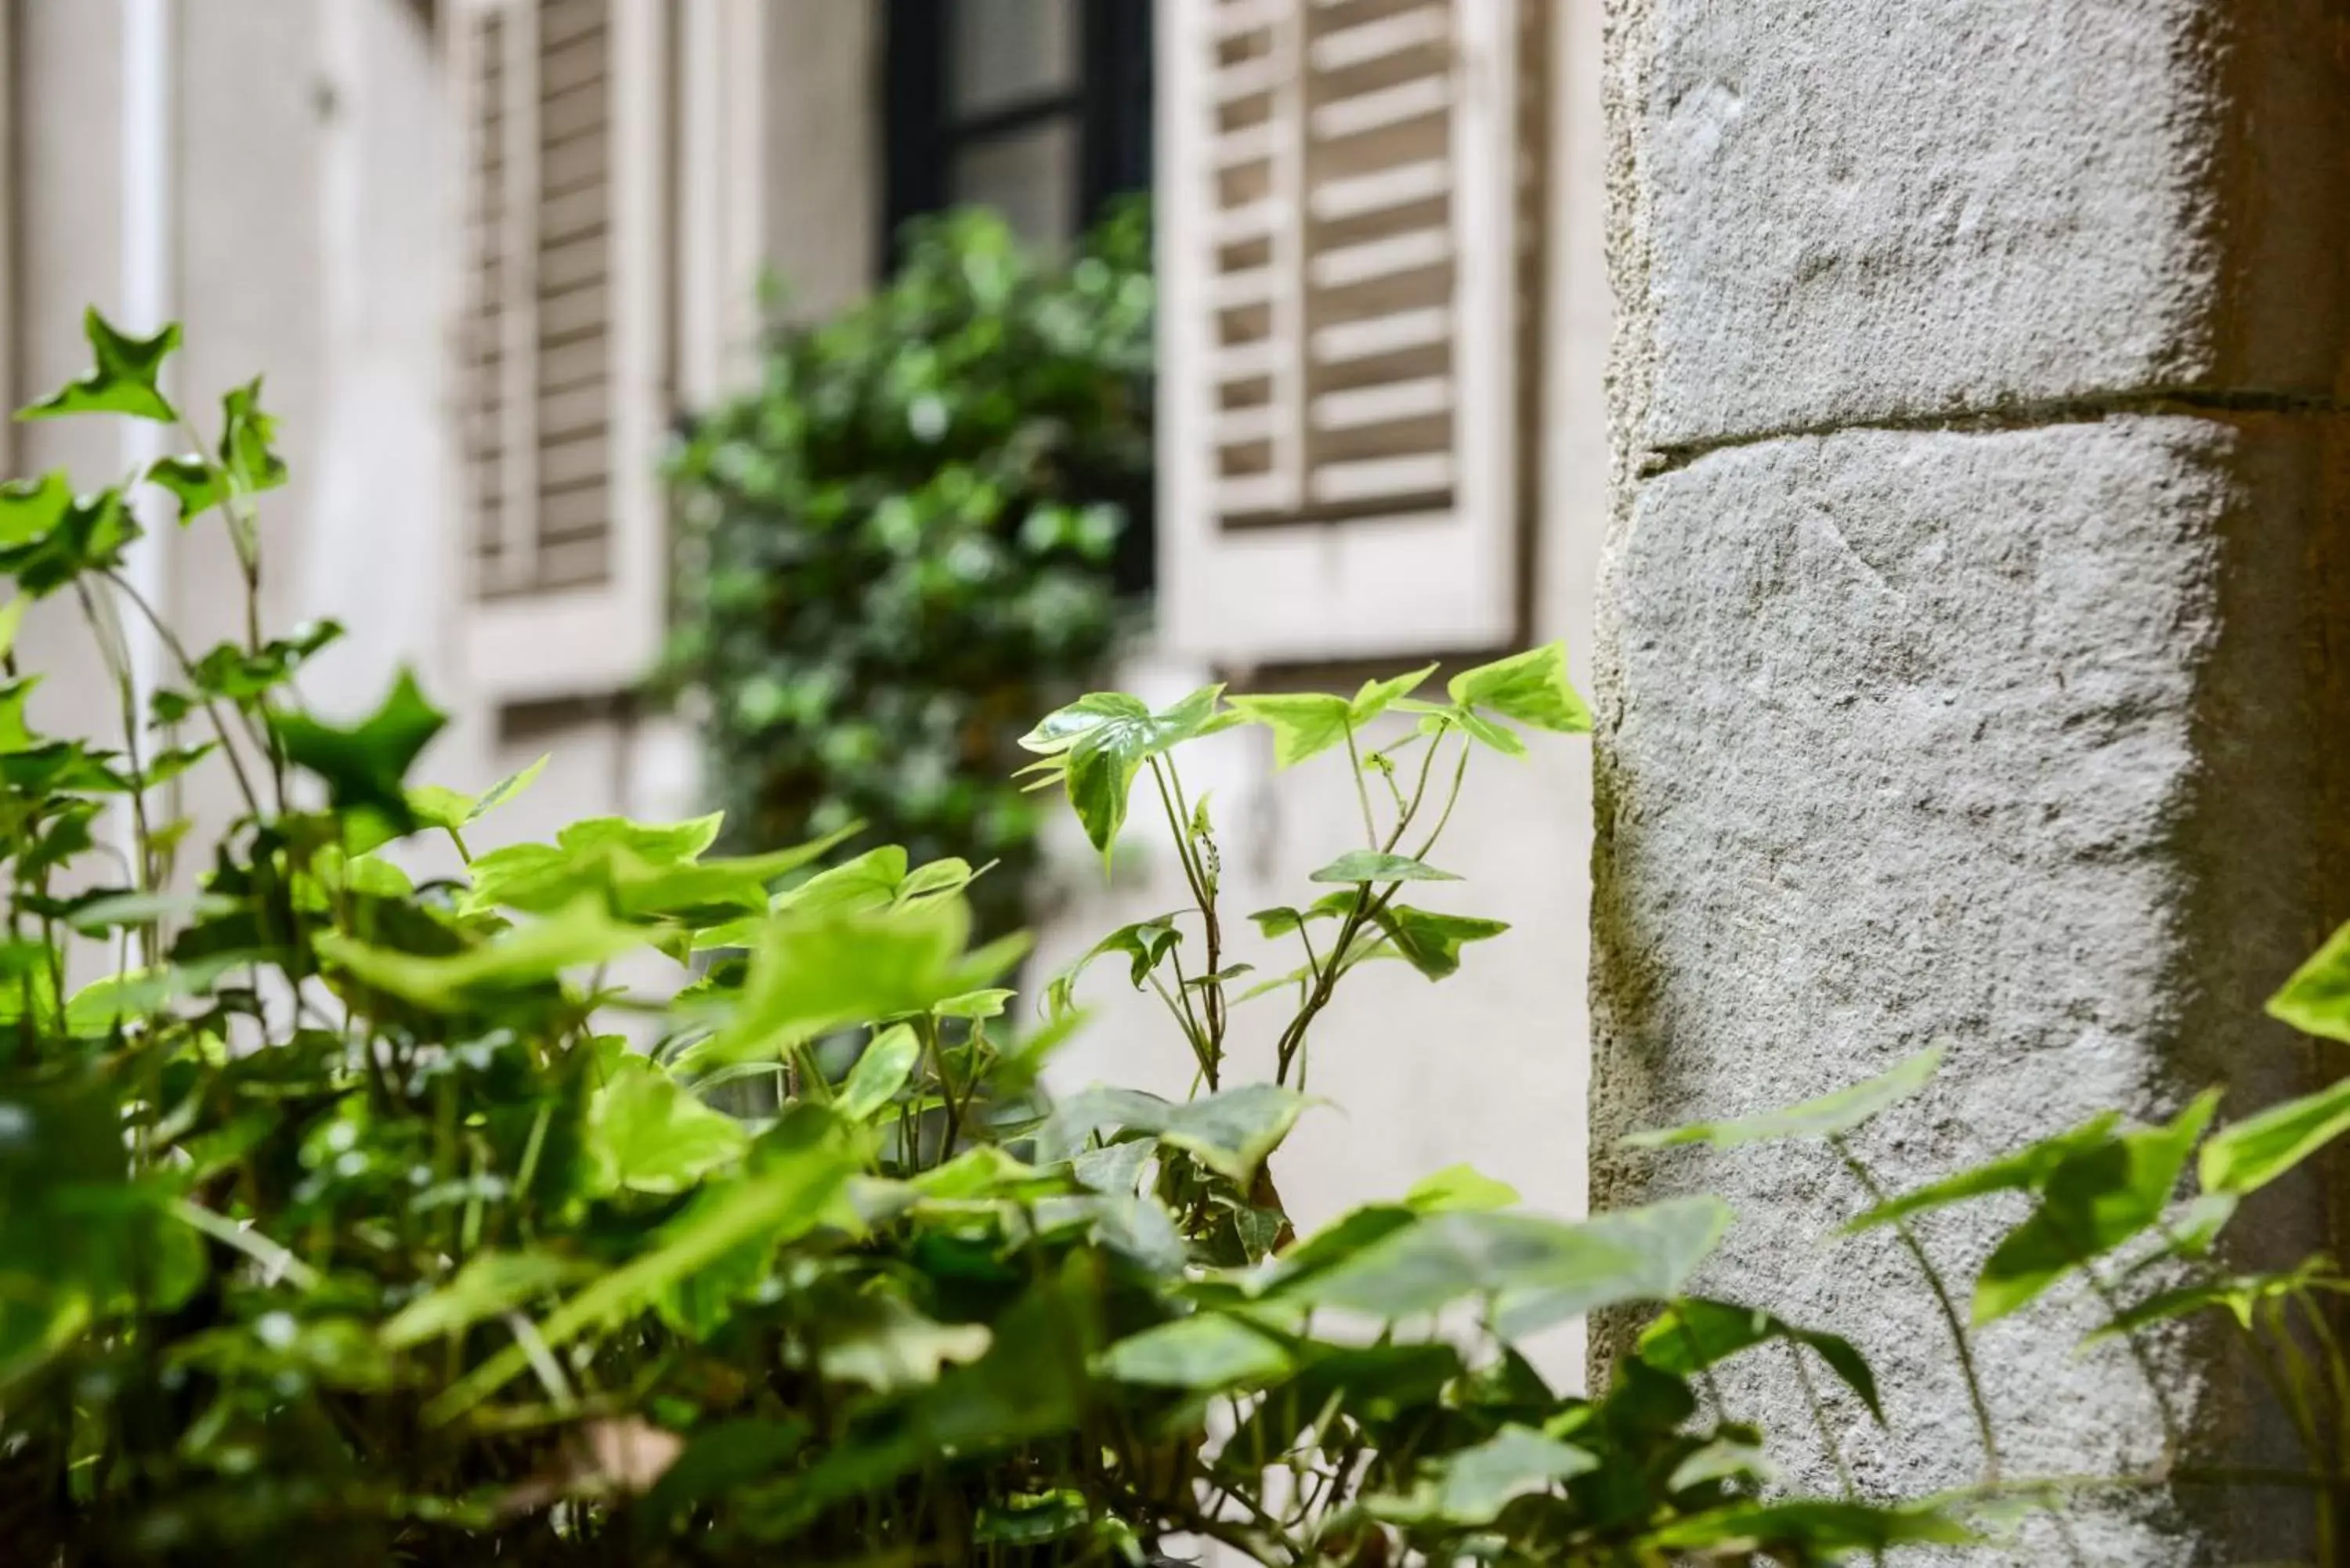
xmin=880 ymin=0 xmax=1153 ymax=268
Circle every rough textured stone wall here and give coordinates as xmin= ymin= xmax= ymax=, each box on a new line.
xmin=1591 ymin=1 xmax=2350 ymax=1559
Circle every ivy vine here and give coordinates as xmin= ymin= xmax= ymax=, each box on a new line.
xmin=660 ymin=204 xmax=1152 ymax=935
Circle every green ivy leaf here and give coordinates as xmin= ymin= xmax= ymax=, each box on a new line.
xmin=17 ymin=309 xmax=181 ymax=423
xmin=1226 ymin=663 xmax=1436 ymax=771
xmin=837 ymin=1024 xmax=922 ymax=1121
xmin=2088 ymin=1259 xmax=2347 ymax=1342
xmin=0 ymin=486 xmax=138 ymax=598
xmin=2269 ymin=918 xmax=2350 ymax=1045
xmin=1372 ymin=1425 xmax=1596 ymax=1526
xmin=269 ymin=668 xmax=447 ymax=837
xmin=1403 ymin=1164 xmax=1520 ymax=1212
xmin=408 ymin=753 xmax=548 ymax=836
xmin=1371 ymin=905 xmax=1510 ymax=980
xmin=1445 ymin=643 xmax=1592 ymax=735
xmin=1638 ymin=1298 xmax=1882 ymax=1421
xmin=1622 ymin=1046 xmax=1943 ymax=1151
xmin=319 ymin=897 xmax=657 ymax=1008
xmin=1844 ymin=1111 xmax=2124 ymax=1234
xmin=818 ymin=1292 xmax=992 ymax=1393
xmin=1274 ymin=1196 xmax=1730 ymax=1324
xmin=219 ymin=378 xmax=287 ymax=494
xmin=1648 ymin=1501 xmax=1975 ymax=1555
xmin=1047 ymin=916 xmax=1182 ymax=1016
xmin=695 ymin=846 xmax=909 ymax=949
xmin=1248 ymin=893 xmax=1352 ymax=938
xmin=591 ymin=1060 xmax=750 ymax=1195
xmin=0 ymin=677 xmax=40 ymax=753
xmin=1158 ymin=1082 xmax=1309 ymax=1185
xmin=381 ymin=1251 xmax=595 ymax=1349
xmin=1973 ymin=1090 xmax=2220 ymax=1324
xmin=1095 ymin=1312 xmax=1292 ymax=1390
xmin=0 ymin=471 xmax=72 ymax=547
xmin=933 ymin=987 xmax=1014 ymax=1019
xmin=1017 ymin=685 xmax=1232 ymax=862
xmin=1307 ymin=850 xmax=1459 ymax=885
xmin=681 ymin=896 xmax=1014 ymax=1071
xmin=2199 ymin=1077 xmax=2350 ymax=1198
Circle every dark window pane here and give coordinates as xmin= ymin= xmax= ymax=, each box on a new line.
xmin=950 ymin=0 xmax=1079 ymax=114
xmin=951 ymin=118 xmax=1079 ymax=246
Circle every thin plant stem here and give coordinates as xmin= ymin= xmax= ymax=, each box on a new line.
xmin=1342 ymin=725 xmax=1378 ymax=846
xmin=1833 ymin=1136 xmax=2003 ymax=1483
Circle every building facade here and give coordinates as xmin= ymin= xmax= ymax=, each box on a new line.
xmin=0 ymin=0 xmax=1609 ymax=1317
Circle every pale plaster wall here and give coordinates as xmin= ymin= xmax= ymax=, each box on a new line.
xmin=6 ymin=0 xmax=461 ymax=812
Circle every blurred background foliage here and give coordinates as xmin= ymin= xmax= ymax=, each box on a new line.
xmin=660 ymin=203 xmax=1155 ymax=938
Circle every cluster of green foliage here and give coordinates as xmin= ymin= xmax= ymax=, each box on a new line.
xmin=5 ymin=310 xmax=2350 ymax=1565
xmin=660 ymin=206 xmax=1151 ymax=939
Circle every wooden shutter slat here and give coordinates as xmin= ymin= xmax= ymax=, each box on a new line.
xmin=1312 ymin=304 xmax=1448 ymax=363
xmin=1311 ymin=374 xmax=1451 ymax=431
xmin=1307 ymin=226 xmax=1450 ymax=289
xmin=1311 ymin=157 xmax=1448 ymax=221
xmin=1310 ymin=450 xmax=1452 ymax=504
xmin=1310 ymin=74 xmax=1447 ymax=141
xmin=1308 ymin=6 xmax=1446 ymax=73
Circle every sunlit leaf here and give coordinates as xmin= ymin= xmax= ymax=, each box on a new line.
xmin=591 ymin=1059 xmax=750 ymax=1194
xmin=934 ymin=987 xmax=1014 ymax=1019
xmin=1648 ymin=1500 xmax=1975 ymax=1555
xmin=1226 ymin=663 xmax=1434 ymax=771
xmin=2269 ymin=918 xmax=2350 ymax=1045
xmin=408 ymin=753 xmax=550 ymax=836
xmin=1404 ymin=1163 xmax=1520 ymax=1212
xmin=2089 ymin=1259 xmax=2349 ymax=1342
xmin=1624 ymin=1046 xmax=1943 ymax=1151
xmin=1016 ymin=685 xmax=1233 ymax=862
xmin=1974 ymin=1092 xmax=2220 ymax=1324
xmin=681 ymin=895 xmax=1018 ymax=1071
xmin=18 ymin=308 xmax=181 ymax=423
xmin=319 ymin=897 xmax=657 ymax=1008
xmin=0 ymin=486 xmax=137 ymax=597
xmin=2200 ymin=1078 xmax=2350 ymax=1198
xmin=1445 ymin=643 xmax=1592 ymax=735
xmin=837 ymin=1024 xmax=921 ymax=1121
xmin=1845 ymin=1111 xmax=2124 ymax=1234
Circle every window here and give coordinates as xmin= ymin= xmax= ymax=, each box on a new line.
xmin=450 ymin=0 xmax=671 ymax=702
xmin=1159 ymin=0 xmax=1548 ymax=667
xmin=883 ymin=0 xmax=1158 ymax=597
xmin=882 ymin=0 xmax=1154 ymax=257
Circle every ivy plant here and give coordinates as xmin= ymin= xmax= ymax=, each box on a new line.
xmin=660 ymin=204 xmax=1152 ymax=939
xmin=5 ymin=306 xmax=2350 ymax=1564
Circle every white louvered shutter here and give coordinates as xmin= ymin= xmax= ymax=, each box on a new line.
xmin=1160 ymin=0 xmax=1542 ymax=667
xmin=450 ymin=0 xmax=669 ymax=703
